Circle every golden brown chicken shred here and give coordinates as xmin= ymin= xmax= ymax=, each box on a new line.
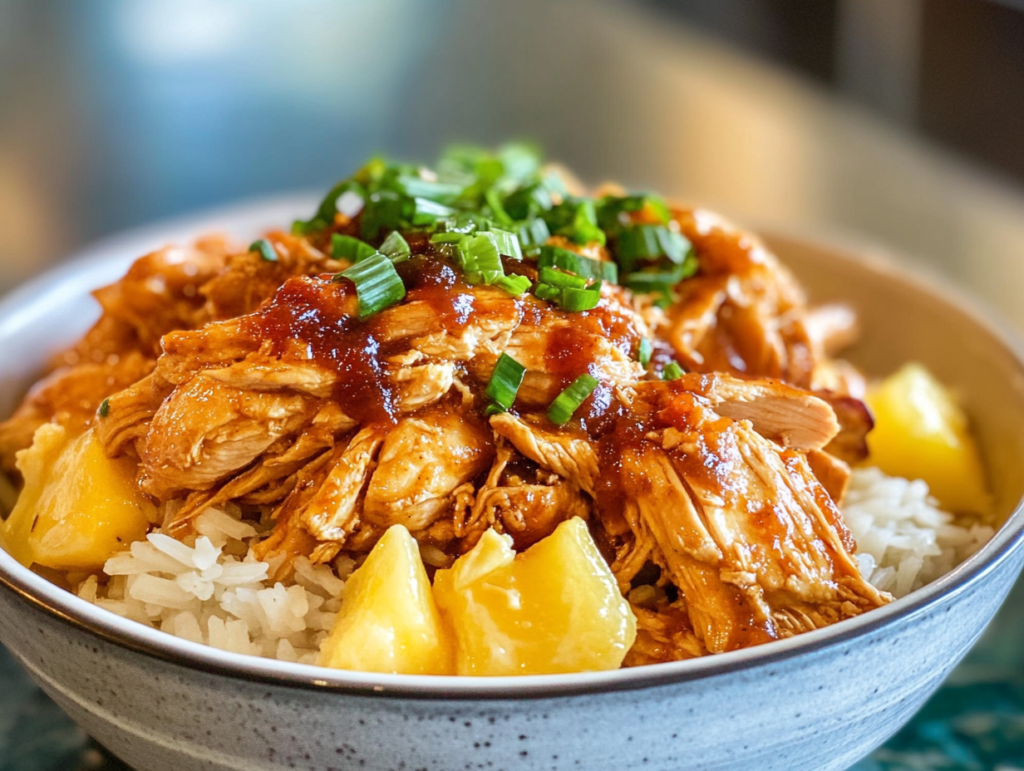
xmin=0 ymin=177 xmax=887 ymax=663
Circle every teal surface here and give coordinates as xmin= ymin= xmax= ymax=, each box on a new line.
xmin=3 ymin=578 xmax=1024 ymax=771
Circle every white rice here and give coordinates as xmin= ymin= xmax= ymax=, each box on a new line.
xmin=73 ymin=468 xmax=994 ymax=663
xmin=843 ymin=467 xmax=994 ymax=597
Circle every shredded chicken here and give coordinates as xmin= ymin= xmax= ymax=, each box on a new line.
xmin=0 ymin=171 xmax=888 ymax=664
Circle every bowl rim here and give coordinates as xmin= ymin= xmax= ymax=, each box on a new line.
xmin=2 ymin=194 xmax=1024 ymax=701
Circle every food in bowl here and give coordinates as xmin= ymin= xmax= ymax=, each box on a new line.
xmin=0 ymin=145 xmax=995 ymax=676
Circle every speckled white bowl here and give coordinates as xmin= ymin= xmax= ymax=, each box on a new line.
xmin=2 ymin=198 xmax=1024 ymax=771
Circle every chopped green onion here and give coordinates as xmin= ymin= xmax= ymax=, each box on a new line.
xmin=638 ymin=338 xmax=652 ymax=367
xmin=294 ymin=181 xmax=366 ymax=234
xmin=534 ymin=283 xmax=561 ymax=301
xmin=379 ymin=231 xmax=411 ymax=263
xmin=662 ymin=362 xmax=685 ymax=381
xmin=395 ymin=174 xmax=463 ymax=203
xmin=597 ymin=194 xmax=670 ymax=234
xmin=98 ymin=398 xmax=110 ymax=418
xmin=487 ymin=228 xmax=523 ymax=259
xmin=493 ymin=274 xmax=532 ymax=297
xmin=331 ymin=234 xmax=378 ymax=263
xmin=504 ymin=182 xmax=555 ymax=220
xmin=538 ymin=246 xmax=617 ymax=284
xmin=335 ymin=253 xmax=406 ymax=318
xmin=539 ymin=266 xmax=588 ymax=289
xmin=430 ymin=232 xmax=465 ymax=244
xmin=485 ymin=353 xmax=526 ymax=413
xmin=559 ymin=287 xmax=602 ymax=311
xmin=617 ymin=225 xmax=691 ymax=270
xmin=547 ymin=374 xmax=599 ymax=425
xmin=485 ymin=188 xmax=513 ymax=227
xmin=544 ymin=198 xmax=606 ymax=246
xmin=249 ymin=238 xmax=278 ymax=263
xmin=360 ymin=191 xmax=408 ymax=240
xmin=411 ymin=197 xmax=455 ymax=225
xmin=517 ymin=218 xmax=550 ymax=250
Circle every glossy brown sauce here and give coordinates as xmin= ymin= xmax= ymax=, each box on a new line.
xmin=240 ymin=275 xmax=398 ymax=425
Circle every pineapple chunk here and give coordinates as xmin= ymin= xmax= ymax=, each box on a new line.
xmin=318 ymin=525 xmax=454 ymax=675
xmin=433 ymin=518 xmax=636 ymax=676
xmin=0 ymin=424 xmax=154 ymax=571
xmin=866 ymin=363 xmax=989 ymax=514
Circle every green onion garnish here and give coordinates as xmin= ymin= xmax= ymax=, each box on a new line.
xmin=335 ymin=253 xmax=406 ymax=318
xmin=559 ymin=287 xmax=602 ymax=311
xmin=539 ymin=266 xmax=588 ymax=289
xmin=379 ymin=231 xmax=411 ymax=263
xmin=360 ymin=191 xmax=408 ymax=240
xmin=493 ymin=274 xmax=532 ymax=297
xmin=250 ymin=239 xmax=278 ymax=262
xmin=331 ymin=234 xmax=378 ymax=263
xmin=638 ymin=338 xmax=652 ymax=367
xmin=662 ymin=362 xmax=685 ymax=381
xmin=98 ymin=398 xmax=110 ymax=418
xmin=534 ymin=283 xmax=561 ymax=301
xmin=617 ymin=225 xmax=691 ymax=271
xmin=485 ymin=353 xmax=527 ymax=413
xmin=547 ymin=374 xmax=599 ymax=425
xmin=395 ymin=174 xmax=463 ymax=204
xmin=488 ymin=228 xmax=523 ymax=259
xmin=411 ymin=198 xmax=455 ymax=225
xmin=537 ymin=246 xmax=617 ymax=285
xmin=517 ymin=218 xmax=551 ymax=251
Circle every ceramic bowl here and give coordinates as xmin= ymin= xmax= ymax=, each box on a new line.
xmin=1 ymin=198 xmax=1024 ymax=771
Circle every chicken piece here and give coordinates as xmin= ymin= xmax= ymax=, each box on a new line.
xmin=301 ymin=427 xmax=385 ymax=542
xmin=0 ymin=351 xmax=154 ymax=473
xmin=489 ymin=412 xmax=599 ymax=496
xmin=92 ymin=241 xmax=229 ymax=353
xmin=681 ymin=373 xmax=840 ymax=451
xmin=606 ymin=384 xmax=887 ymax=653
xmin=139 ymin=374 xmax=316 ymax=499
xmin=818 ymin=391 xmax=874 ymax=464
xmin=464 ymin=441 xmax=592 ymax=551
xmin=807 ymin=449 xmax=852 ymax=504
xmin=199 ymin=230 xmax=344 ymax=320
xmin=94 ymin=372 xmax=173 ymax=458
xmin=623 ymin=604 xmax=706 ymax=667
xmin=362 ymin=405 xmax=494 ymax=532
xmin=668 ymin=208 xmax=817 ymax=388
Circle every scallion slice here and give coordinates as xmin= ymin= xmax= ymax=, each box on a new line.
xmin=411 ymin=197 xmax=455 ymax=225
xmin=488 ymin=228 xmax=523 ymax=259
xmin=539 ymin=266 xmax=588 ymax=289
xmin=335 ymin=253 xmax=406 ymax=318
xmin=249 ymin=238 xmax=278 ymax=263
xmin=485 ymin=353 xmax=527 ymax=413
xmin=537 ymin=246 xmax=617 ymax=285
xmin=360 ymin=191 xmax=408 ymax=240
xmin=396 ymin=174 xmax=463 ymax=203
xmin=662 ymin=362 xmax=685 ymax=381
xmin=493 ymin=274 xmax=532 ymax=297
xmin=638 ymin=338 xmax=652 ymax=367
xmin=379 ymin=231 xmax=411 ymax=263
xmin=98 ymin=398 xmax=110 ymax=418
xmin=547 ymin=374 xmax=599 ymax=425
xmin=534 ymin=283 xmax=561 ymax=301
xmin=517 ymin=218 xmax=550 ymax=250
xmin=617 ymin=225 xmax=691 ymax=269
xmin=331 ymin=234 xmax=378 ymax=263
xmin=560 ymin=287 xmax=602 ymax=311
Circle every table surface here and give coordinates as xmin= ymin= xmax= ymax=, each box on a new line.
xmin=5 ymin=574 xmax=1024 ymax=771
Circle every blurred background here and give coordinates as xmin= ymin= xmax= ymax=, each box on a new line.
xmin=4 ymin=1 xmax=1024 ymax=768
xmin=3 ymin=0 xmax=1024 ymax=326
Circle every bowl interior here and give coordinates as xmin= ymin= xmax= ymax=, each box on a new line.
xmin=1 ymin=198 xmax=1024 ymax=697
xmin=767 ymin=231 xmax=1024 ymax=526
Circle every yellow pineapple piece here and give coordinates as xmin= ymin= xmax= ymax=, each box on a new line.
xmin=318 ymin=524 xmax=454 ymax=675
xmin=0 ymin=424 xmax=154 ymax=571
xmin=433 ymin=518 xmax=636 ymax=676
xmin=866 ymin=363 xmax=989 ymax=514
